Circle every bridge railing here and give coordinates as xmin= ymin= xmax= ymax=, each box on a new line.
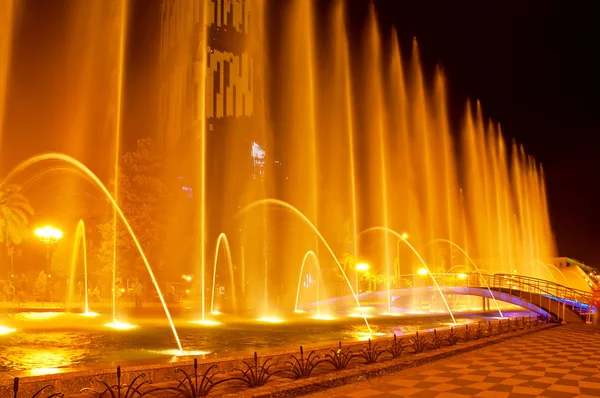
xmin=428 ymin=272 xmax=594 ymax=321
xmin=320 ymin=271 xmax=594 ymax=320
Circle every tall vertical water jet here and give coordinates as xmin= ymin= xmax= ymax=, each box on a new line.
xmin=462 ymin=102 xmax=487 ymax=267
xmin=433 ymin=68 xmax=460 ymax=267
xmin=327 ymin=0 xmax=359 ymax=266
xmin=194 ymin=0 xmax=208 ymax=321
xmin=278 ymin=0 xmax=320 ymax=316
xmin=477 ymin=106 xmax=494 ymax=264
xmin=111 ymin=0 xmax=128 ymax=325
xmin=493 ymin=126 xmax=513 ymax=274
xmin=0 ymin=0 xmax=17 ymax=152
xmin=67 ymin=220 xmax=89 ymax=313
xmin=362 ymin=5 xmax=393 ymax=312
xmin=410 ymin=40 xmax=437 ymax=257
xmin=388 ymin=28 xmax=412 ymax=279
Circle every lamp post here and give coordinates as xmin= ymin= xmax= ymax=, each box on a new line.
xmin=355 ymin=262 xmax=369 ymax=297
xmin=34 ymin=226 xmax=63 ymax=274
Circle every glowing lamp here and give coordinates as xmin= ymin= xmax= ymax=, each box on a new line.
xmin=356 ymin=263 xmax=370 ymax=272
xmin=0 ymin=325 xmax=16 ymax=335
xmin=257 ymin=316 xmax=284 ymax=323
xmin=417 ymin=267 xmax=429 ymax=276
xmin=457 ymin=273 xmax=467 ymax=279
xmin=105 ymin=321 xmax=137 ymax=330
xmin=34 ymin=226 xmax=63 ymax=242
xmin=401 ymin=233 xmax=408 ymax=239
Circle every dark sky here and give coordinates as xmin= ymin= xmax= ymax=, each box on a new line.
xmin=367 ymin=0 xmax=598 ymax=264
xmin=4 ymin=0 xmax=599 ymax=264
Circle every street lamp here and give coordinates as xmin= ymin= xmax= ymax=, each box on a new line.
xmin=355 ymin=262 xmax=369 ymax=297
xmin=34 ymin=226 xmax=63 ymax=273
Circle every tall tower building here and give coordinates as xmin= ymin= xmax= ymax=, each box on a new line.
xmin=159 ymin=0 xmax=254 ymax=152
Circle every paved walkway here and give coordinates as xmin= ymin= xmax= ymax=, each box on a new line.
xmin=305 ymin=324 xmax=600 ymax=398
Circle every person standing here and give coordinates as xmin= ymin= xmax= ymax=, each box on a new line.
xmin=5 ymin=282 xmax=15 ymax=302
xmin=134 ymin=279 xmax=143 ymax=309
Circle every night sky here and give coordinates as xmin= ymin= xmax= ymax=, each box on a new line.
xmin=5 ymin=0 xmax=599 ymax=264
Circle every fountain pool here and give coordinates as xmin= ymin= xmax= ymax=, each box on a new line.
xmin=0 ymin=309 xmax=533 ymax=373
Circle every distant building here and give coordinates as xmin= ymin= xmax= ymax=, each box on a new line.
xmin=159 ymin=0 xmax=254 ymax=151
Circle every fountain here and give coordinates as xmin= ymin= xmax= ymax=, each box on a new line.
xmin=0 ymin=0 xmax=16 ymax=152
xmin=361 ymin=227 xmax=456 ymax=324
xmin=427 ymin=239 xmax=504 ymax=317
xmin=0 ymin=0 xmax=569 ymax=375
xmin=241 ymin=199 xmax=372 ymax=333
xmin=110 ymin=0 xmax=128 ymax=329
xmin=65 ymin=220 xmax=94 ymax=315
xmin=210 ymin=233 xmax=237 ymax=315
xmin=1 ymin=154 xmax=183 ymax=352
xmin=294 ymin=250 xmax=331 ymax=319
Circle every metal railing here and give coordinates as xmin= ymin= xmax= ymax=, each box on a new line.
xmin=321 ymin=272 xmax=594 ymax=322
xmin=426 ymin=273 xmax=593 ymax=322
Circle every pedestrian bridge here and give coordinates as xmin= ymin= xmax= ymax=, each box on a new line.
xmin=356 ymin=273 xmax=594 ymax=323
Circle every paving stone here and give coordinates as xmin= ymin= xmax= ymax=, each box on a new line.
xmin=304 ymin=324 xmax=600 ymax=398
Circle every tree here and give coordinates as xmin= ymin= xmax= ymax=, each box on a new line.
xmin=0 ymin=183 xmax=34 ymax=274
xmin=33 ymin=270 xmax=48 ymax=300
xmin=97 ymin=138 xmax=169 ymax=281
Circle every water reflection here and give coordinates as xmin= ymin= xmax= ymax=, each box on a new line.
xmin=0 ymin=310 xmax=532 ymax=372
xmin=0 ymin=332 xmax=85 ymax=370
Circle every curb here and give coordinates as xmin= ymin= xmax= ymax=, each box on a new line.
xmin=222 ymin=323 xmax=561 ymax=397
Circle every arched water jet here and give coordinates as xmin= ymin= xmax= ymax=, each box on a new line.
xmin=66 ymin=220 xmax=90 ymax=314
xmin=535 ymin=260 xmax=568 ymax=284
xmin=565 ymin=268 xmax=594 ymax=291
xmin=534 ymin=261 xmax=557 ymax=283
xmin=444 ymin=264 xmax=491 ymax=275
xmin=445 ymin=264 xmax=470 ymax=273
xmin=210 ymin=233 xmax=237 ymax=315
xmin=294 ymin=250 xmax=325 ymax=316
xmin=426 ymin=238 xmax=504 ymax=318
xmin=239 ymin=199 xmax=371 ymax=334
xmin=1 ymin=153 xmax=184 ymax=352
xmin=20 ymin=166 xmax=82 ymax=191
xmin=360 ymin=227 xmax=456 ymax=323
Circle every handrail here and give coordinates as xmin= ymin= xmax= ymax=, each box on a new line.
xmin=493 ymin=273 xmax=593 ymax=297
xmin=318 ymin=272 xmax=594 ymax=320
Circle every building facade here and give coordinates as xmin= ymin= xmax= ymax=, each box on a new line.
xmin=159 ymin=0 xmax=254 ymax=151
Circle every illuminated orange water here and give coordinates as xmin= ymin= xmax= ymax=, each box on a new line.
xmin=3 ymin=154 xmax=183 ymax=352
xmin=111 ymin=0 xmax=128 ymax=326
xmin=362 ymin=9 xmax=393 ymax=312
xmin=204 ymin=0 xmax=558 ymax=316
xmin=66 ymin=220 xmax=89 ymax=313
xmin=210 ymin=233 xmax=237 ymax=314
xmin=0 ymin=0 xmax=562 ymax=334
xmin=0 ymin=0 xmax=16 ymax=152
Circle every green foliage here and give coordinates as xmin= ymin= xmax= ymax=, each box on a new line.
xmin=0 ymin=183 xmax=34 ymax=248
xmin=33 ymin=271 xmax=48 ymax=298
xmin=339 ymin=252 xmax=356 ymax=276
xmin=97 ymin=138 xmax=169 ymax=279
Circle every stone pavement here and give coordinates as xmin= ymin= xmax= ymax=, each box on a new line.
xmin=304 ymin=324 xmax=600 ymax=398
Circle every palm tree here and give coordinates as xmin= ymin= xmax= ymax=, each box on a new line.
xmin=0 ymin=183 xmax=34 ymax=274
